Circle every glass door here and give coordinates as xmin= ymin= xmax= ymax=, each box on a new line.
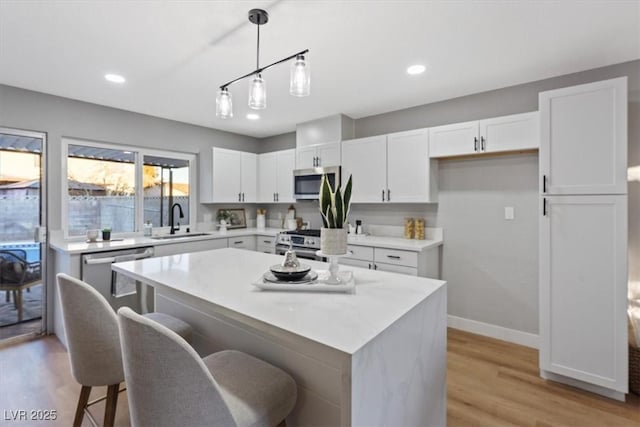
xmin=0 ymin=127 xmax=46 ymax=342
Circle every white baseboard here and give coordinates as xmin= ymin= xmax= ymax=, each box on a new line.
xmin=447 ymin=315 xmax=539 ymax=349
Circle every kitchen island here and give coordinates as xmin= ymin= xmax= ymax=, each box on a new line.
xmin=112 ymin=248 xmax=447 ymax=426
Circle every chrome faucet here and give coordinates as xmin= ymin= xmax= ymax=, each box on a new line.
xmin=170 ymin=203 xmax=184 ymax=235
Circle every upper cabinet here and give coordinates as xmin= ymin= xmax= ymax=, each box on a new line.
xmin=296 ymin=141 xmax=341 ymax=169
xmin=429 ymin=112 xmax=539 ymax=158
xmin=539 ymin=78 xmax=627 ymax=195
xmin=258 ymin=149 xmax=295 ymax=203
xmin=200 ymin=148 xmax=256 ymax=203
xmin=342 ymin=130 xmax=437 ymax=203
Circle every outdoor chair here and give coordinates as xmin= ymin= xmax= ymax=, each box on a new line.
xmin=0 ymin=249 xmax=41 ymax=323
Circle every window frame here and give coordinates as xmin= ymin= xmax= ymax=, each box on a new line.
xmin=61 ymin=137 xmax=197 ymax=238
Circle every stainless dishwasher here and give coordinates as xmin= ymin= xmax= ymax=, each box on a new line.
xmin=81 ymin=247 xmax=154 ymax=313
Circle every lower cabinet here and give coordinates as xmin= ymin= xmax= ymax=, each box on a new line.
xmin=339 ymin=244 xmax=440 ymax=278
xmin=539 ymin=195 xmax=628 ymax=396
xmin=257 ymin=235 xmax=276 ymax=254
xmin=227 ymin=236 xmax=257 ymax=251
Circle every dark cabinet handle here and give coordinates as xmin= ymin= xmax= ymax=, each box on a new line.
xmin=542 ymin=175 xmax=547 ymax=193
xmin=387 ymin=189 xmax=390 ymax=201
xmin=543 ymin=198 xmax=547 ymax=216
xmin=242 ymin=193 xmax=245 ymax=202
xmin=273 ymin=193 xmax=276 ymax=202
xmin=368 ymin=263 xmax=372 ymax=269
xmin=387 ymin=255 xmax=401 ymax=260
xmin=238 ymin=192 xmax=241 ymax=202
xmin=382 ymin=189 xmax=385 ymax=202
xmin=276 ymin=193 xmax=279 ymax=202
xmin=481 ymin=136 xmax=486 ymax=151
xmin=374 ymin=264 xmax=378 ymax=270
xmin=317 ymin=156 xmax=320 ymax=166
xmin=264 ymin=240 xmax=271 ymax=244
xmin=234 ymin=241 xmax=243 ymax=244
xmin=474 ymin=137 xmax=478 ymax=152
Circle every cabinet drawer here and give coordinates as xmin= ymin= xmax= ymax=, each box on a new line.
xmin=374 ymin=248 xmax=417 ymax=268
xmin=257 ymin=236 xmax=276 ymax=246
xmin=347 ymin=244 xmax=374 ymax=261
xmin=228 ymin=236 xmax=257 ymax=251
xmin=374 ymin=262 xmax=418 ymax=276
xmin=339 ymin=258 xmax=371 ymax=269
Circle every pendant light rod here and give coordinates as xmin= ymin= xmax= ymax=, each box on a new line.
xmin=219 ymin=48 xmax=309 ymax=90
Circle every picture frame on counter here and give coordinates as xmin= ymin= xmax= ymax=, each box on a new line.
xmin=218 ymin=208 xmax=247 ymax=229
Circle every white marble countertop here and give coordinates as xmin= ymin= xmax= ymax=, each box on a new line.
xmin=112 ymin=248 xmax=446 ymax=355
xmin=49 ymin=228 xmax=284 ymax=255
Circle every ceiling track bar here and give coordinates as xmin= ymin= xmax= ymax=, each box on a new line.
xmin=219 ymin=49 xmax=309 ymax=90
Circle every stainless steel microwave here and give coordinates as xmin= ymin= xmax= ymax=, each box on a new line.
xmin=293 ymin=166 xmax=341 ymax=200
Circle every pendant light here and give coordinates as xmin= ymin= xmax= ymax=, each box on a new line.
xmin=249 ymin=74 xmax=266 ymax=109
xmin=216 ymin=88 xmax=233 ymax=119
xmin=290 ymin=55 xmax=310 ymax=97
xmin=215 ymin=9 xmax=310 ymax=119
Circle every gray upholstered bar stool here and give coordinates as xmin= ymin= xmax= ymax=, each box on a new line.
xmin=56 ymin=273 xmax=192 ymax=427
xmin=117 ymin=307 xmax=298 ymax=427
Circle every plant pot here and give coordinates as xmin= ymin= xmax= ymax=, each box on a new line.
xmin=320 ymin=227 xmax=348 ymax=255
xmin=102 ymin=230 xmax=111 ymax=241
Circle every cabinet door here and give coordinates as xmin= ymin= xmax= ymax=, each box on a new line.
xmin=276 ymin=149 xmax=296 ymax=203
xmin=241 ymin=152 xmax=257 ymax=203
xmin=341 ymin=136 xmax=387 ymax=202
xmin=212 ymin=148 xmax=241 ymax=202
xmin=316 ymin=142 xmax=341 ymax=167
xmin=539 ymin=195 xmax=627 ymax=392
xmin=428 ymin=121 xmax=479 ymax=158
xmin=296 ymin=146 xmax=317 ymax=169
xmin=387 ymin=128 xmax=436 ymax=202
xmin=540 ymin=77 xmax=627 ymax=195
xmin=479 ymin=111 xmax=539 ymax=153
xmin=257 ymin=153 xmax=277 ymax=203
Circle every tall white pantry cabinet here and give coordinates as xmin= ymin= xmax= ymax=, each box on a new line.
xmin=539 ymin=77 xmax=628 ymax=400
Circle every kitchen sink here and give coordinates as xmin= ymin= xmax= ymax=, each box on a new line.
xmin=151 ymin=233 xmax=212 ymax=240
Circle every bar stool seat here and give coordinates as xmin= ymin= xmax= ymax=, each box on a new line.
xmin=143 ymin=312 xmax=192 ymax=342
xmin=118 ymin=307 xmax=297 ymax=427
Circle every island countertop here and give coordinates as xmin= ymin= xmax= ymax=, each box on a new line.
xmin=112 ymin=247 xmax=446 ymax=355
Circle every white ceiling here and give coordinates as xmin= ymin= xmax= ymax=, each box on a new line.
xmin=1 ymin=1 xmax=639 ymax=138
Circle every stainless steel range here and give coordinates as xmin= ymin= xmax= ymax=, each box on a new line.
xmin=276 ymin=230 xmax=324 ymax=261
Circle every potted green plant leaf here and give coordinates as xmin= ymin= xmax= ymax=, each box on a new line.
xmin=319 ymin=174 xmax=352 ymax=255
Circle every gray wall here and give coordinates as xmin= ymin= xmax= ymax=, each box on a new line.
xmin=258 ymin=132 xmax=296 ymax=154
xmin=0 ymin=84 xmax=260 ymax=231
xmin=260 ymin=59 xmax=640 ymax=335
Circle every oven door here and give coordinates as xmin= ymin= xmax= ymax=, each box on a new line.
xmin=275 ymin=245 xmax=324 ymax=261
xmin=293 ymin=166 xmax=340 ymax=200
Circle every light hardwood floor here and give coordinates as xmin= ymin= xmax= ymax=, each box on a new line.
xmin=1 ymin=329 xmax=639 ymax=426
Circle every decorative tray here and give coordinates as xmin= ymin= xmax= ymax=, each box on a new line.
xmin=252 ymin=270 xmax=355 ymax=293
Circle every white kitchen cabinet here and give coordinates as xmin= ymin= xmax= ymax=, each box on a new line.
xmin=296 ymin=142 xmax=341 ymax=169
xmin=539 ymin=195 xmax=627 ymax=395
xmin=258 ymin=149 xmax=295 ymax=203
xmin=342 ymin=135 xmax=387 ymax=202
xmin=257 ymin=235 xmax=276 ymax=254
xmin=342 ymin=131 xmax=436 ymax=203
xmin=429 ymin=112 xmax=539 ymax=158
xmin=540 ymin=78 xmax=627 ymax=195
xmin=240 ymin=153 xmax=257 ymax=202
xmin=228 ymin=235 xmax=257 ymax=251
xmin=339 ymin=243 xmax=438 ymax=278
xmin=387 ymin=129 xmax=438 ymax=203
xmin=153 ymin=238 xmax=228 ymax=256
xmin=428 ymin=120 xmax=479 ymax=158
xmin=200 ymin=148 xmax=256 ymax=203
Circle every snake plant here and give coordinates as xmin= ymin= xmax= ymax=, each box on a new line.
xmin=319 ymin=174 xmax=352 ymax=229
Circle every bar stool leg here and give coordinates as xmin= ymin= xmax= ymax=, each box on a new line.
xmin=103 ymin=384 xmax=119 ymax=427
xmin=73 ymin=385 xmax=91 ymax=427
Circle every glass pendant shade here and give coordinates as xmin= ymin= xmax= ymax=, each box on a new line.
xmin=289 ymin=55 xmax=310 ymax=97
xmin=248 ymin=74 xmax=266 ymax=109
xmin=216 ymin=88 xmax=233 ymax=119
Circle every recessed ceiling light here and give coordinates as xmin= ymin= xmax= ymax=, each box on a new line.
xmin=105 ymin=73 xmax=126 ymax=84
xmin=406 ymin=64 xmax=426 ymax=75
xmin=246 ymin=113 xmax=260 ymax=120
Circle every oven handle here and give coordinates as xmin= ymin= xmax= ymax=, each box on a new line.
xmin=275 ymin=245 xmax=321 ymax=259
